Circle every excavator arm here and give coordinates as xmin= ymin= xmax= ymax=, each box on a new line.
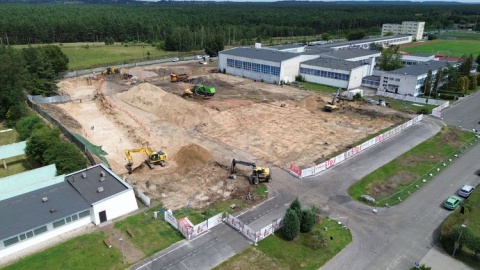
xmin=124 ymin=148 xmax=166 ymax=174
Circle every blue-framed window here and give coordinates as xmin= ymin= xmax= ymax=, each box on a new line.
xmin=227 ymin=58 xmax=234 ymax=67
xmin=235 ymin=60 xmax=242 ymax=69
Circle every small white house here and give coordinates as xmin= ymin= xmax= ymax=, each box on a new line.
xmin=0 ymin=164 xmax=138 ymax=260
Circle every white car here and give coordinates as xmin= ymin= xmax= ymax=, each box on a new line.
xmin=172 ymin=57 xmax=179 ymax=62
xmin=196 ymin=55 xmax=202 ymax=59
xmin=458 ymin=184 xmax=475 ymax=198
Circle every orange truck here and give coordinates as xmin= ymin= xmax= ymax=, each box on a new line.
xmin=170 ymin=73 xmax=189 ymax=82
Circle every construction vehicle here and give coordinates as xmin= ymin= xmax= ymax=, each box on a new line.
xmin=124 ymin=148 xmax=167 ymax=174
xmin=182 ymin=84 xmax=216 ymax=99
xmin=324 ymin=87 xmax=343 ymax=112
xmin=230 ymin=159 xmax=271 ymax=185
xmin=192 ymin=84 xmax=216 ymax=97
xmin=170 ymin=73 xmax=190 ymax=82
xmin=102 ymin=66 xmax=121 ymax=75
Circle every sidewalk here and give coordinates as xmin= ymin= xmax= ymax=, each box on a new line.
xmin=420 ymin=245 xmax=475 ymax=270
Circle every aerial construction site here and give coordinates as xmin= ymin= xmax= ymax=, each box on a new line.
xmin=40 ymin=60 xmax=408 ymax=210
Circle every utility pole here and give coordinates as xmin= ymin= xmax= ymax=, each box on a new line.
xmin=452 ymin=224 xmax=466 ymax=257
xmin=119 ymin=238 xmax=125 ymax=264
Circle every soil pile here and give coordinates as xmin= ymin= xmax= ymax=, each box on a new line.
xmin=173 ymin=143 xmax=212 ymax=176
xmin=127 ymin=67 xmax=158 ymax=80
xmin=118 ymin=83 xmax=211 ymax=129
xmin=296 ymin=95 xmax=319 ymax=110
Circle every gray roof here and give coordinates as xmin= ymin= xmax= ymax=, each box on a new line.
xmin=316 ymin=48 xmax=380 ymax=60
xmin=0 ymin=182 xmax=90 ymax=241
xmin=301 ymin=57 xmax=364 ymax=71
xmin=66 ymin=164 xmax=129 ymax=204
xmin=219 ymin=47 xmax=300 ymax=63
xmin=267 ymin=43 xmax=305 ymax=50
xmin=363 ymin=75 xmax=381 ymax=81
xmin=302 ymin=47 xmax=335 ymax=55
xmin=312 ymin=35 xmax=412 ymax=49
xmin=384 ymin=60 xmax=453 ymax=76
xmin=409 ymin=53 xmax=435 ymax=57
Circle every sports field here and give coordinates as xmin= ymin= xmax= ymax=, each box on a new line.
xmin=400 ymin=39 xmax=480 ymax=58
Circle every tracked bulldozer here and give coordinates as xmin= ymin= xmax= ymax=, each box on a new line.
xmin=229 ymin=159 xmax=271 ymax=185
xmin=124 ymin=147 xmax=167 ymax=174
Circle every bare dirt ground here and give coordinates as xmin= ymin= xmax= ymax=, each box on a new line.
xmin=48 ymin=60 xmax=408 ymax=210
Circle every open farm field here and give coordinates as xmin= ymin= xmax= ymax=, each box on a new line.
xmin=400 ymin=40 xmax=480 ymax=58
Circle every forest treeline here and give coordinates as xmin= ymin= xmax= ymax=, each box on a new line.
xmin=0 ymin=3 xmax=479 ymax=51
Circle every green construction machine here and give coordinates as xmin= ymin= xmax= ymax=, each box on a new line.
xmin=193 ymin=84 xmax=216 ymax=97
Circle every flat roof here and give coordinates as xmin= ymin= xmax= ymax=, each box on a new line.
xmin=219 ymin=47 xmax=300 ymax=63
xmin=66 ymin=164 xmax=129 ymax=204
xmin=363 ymin=75 xmax=381 ymax=81
xmin=312 ymin=35 xmax=412 ymax=49
xmin=0 ymin=164 xmax=63 ymax=201
xmin=267 ymin=43 xmax=305 ymax=50
xmin=0 ymin=182 xmax=90 ymax=241
xmin=0 ymin=141 xmax=26 ymax=159
xmin=316 ymin=48 xmax=380 ymax=60
xmin=384 ymin=60 xmax=453 ymax=76
xmin=301 ymin=57 xmax=364 ymax=71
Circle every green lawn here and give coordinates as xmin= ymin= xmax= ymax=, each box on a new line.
xmin=401 ymin=40 xmax=480 ymax=58
xmin=0 ymin=124 xmax=30 ymax=177
xmin=349 ymin=126 xmax=478 ymax=206
xmin=379 ymin=97 xmax=436 ymax=114
xmin=114 ymin=206 xmax=184 ymax=257
xmin=296 ymin=82 xmax=338 ymax=94
xmin=14 ymin=42 xmax=204 ymax=70
xmin=3 ymin=233 xmax=124 ymax=270
xmin=214 ymin=217 xmax=352 ymax=270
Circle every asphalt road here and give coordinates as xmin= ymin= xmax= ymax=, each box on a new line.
xmin=442 ymin=91 xmax=480 ymax=131
xmin=132 ymin=94 xmax=480 ymax=270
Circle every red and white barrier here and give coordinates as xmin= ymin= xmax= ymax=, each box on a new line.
xmin=290 ymin=114 xmax=424 ymax=178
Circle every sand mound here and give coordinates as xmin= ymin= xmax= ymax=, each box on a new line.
xmin=118 ymin=83 xmax=211 ymax=129
xmin=296 ymin=95 xmax=319 ymax=110
xmin=173 ymin=143 xmax=212 ymax=175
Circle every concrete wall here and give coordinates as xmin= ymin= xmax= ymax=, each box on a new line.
xmin=218 ymin=53 xmax=284 ymax=84
xmin=347 ymin=66 xmax=369 ymax=89
xmin=379 ymin=73 xmax=419 ymax=96
xmin=91 ymin=189 xmax=137 ymax=225
xmin=300 ymin=64 xmax=350 ymax=88
xmin=0 ymin=213 xmax=91 ymax=260
xmin=280 ymin=57 xmax=302 ymax=83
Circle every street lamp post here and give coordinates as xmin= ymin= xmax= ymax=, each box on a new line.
xmin=452 ymin=224 xmax=466 ymax=257
xmin=119 ymin=237 xmax=125 ymax=264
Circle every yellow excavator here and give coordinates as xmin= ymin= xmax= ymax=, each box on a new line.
xmin=324 ymin=87 xmax=343 ymax=112
xmin=124 ymin=148 xmax=167 ymax=174
xmin=229 ymin=159 xmax=271 ymax=185
xmin=102 ymin=66 xmax=121 ymax=75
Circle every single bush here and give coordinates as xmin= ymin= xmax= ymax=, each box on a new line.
xmin=300 ymin=210 xmax=316 ymax=233
xmin=303 ymin=230 xmax=327 ymax=250
xmin=16 ymin=115 xmax=45 ymax=140
xmin=283 ymin=208 xmax=300 ymax=241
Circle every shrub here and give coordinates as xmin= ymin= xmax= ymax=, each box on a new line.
xmin=416 ymin=107 xmax=430 ymax=115
xmin=290 ymin=197 xmax=302 ymax=220
xmin=16 ymin=115 xmax=45 ymax=140
xmin=303 ymin=230 xmax=327 ymax=250
xmin=300 ymin=210 xmax=316 ymax=233
xmin=283 ymin=209 xmax=300 ymax=241
xmin=43 ymin=140 xmax=88 ymax=174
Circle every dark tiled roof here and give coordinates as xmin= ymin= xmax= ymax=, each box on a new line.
xmin=219 ymin=47 xmax=300 ymax=62
xmin=301 ymin=57 xmax=364 ymax=71
xmin=363 ymin=75 xmax=381 ymax=81
xmin=0 ymin=182 xmax=90 ymax=241
xmin=66 ymin=165 xmax=129 ymax=204
xmin=267 ymin=43 xmax=305 ymax=50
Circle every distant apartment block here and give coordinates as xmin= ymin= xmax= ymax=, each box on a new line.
xmin=381 ymin=21 xmax=425 ymax=41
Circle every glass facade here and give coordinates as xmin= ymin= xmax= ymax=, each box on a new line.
xmin=299 ymin=67 xmax=349 ymax=81
xmin=227 ymin=58 xmax=280 ymax=76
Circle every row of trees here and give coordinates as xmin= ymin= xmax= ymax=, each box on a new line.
xmin=0 ymin=3 xmax=479 ymax=50
xmin=16 ymin=115 xmax=88 ymax=175
xmin=0 ymin=45 xmax=68 ymax=125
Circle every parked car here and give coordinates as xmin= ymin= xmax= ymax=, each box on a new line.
xmin=458 ymin=185 xmax=475 ymax=198
xmin=196 ymin=55 xmax=202 ymax=59
xmin=172 ymin=57 xmax=179 ymax=62
xmin=443 ymin=195 xmax=461 ymax=210
xmin=475 ymin=168 xmax=480 ymax=176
